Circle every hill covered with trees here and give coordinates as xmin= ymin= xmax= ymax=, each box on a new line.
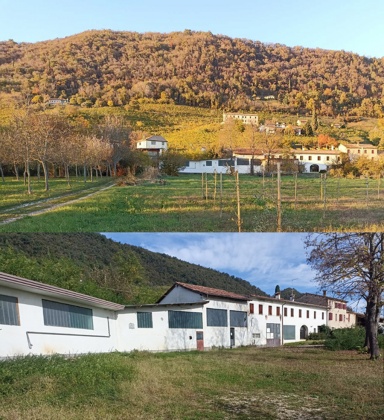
xmin=1 ymin=29 xmax=383 ymax=117
xmin=0 ymin=233 xmax=267 ymax=304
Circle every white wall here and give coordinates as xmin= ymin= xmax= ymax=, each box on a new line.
xmin=117 ymin=305 xmax=204 ymax=352
xmin=0 ymin=285 xmax=118 ymax=357
xmin=179 ymin=159 xmax=261 ymax=174
xmin=248 ymin=299 xmax=327 ymax=345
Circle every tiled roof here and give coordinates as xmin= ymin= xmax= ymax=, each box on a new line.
xmin=0 ymin=272 xmax=125 ymax=311
xmin=296 ymin=293 xmax=346 ymax=306
xmin=176 ymin=282 xmax=249 ymax=301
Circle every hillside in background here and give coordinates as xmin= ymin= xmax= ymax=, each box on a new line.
xmin=0 ymin=233 xmax=267 ymax=304
xmin=0 ymin=29 xmax=383 ymax=116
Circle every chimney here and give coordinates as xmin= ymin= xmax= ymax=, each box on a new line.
xmin=274 ymin=285 xmax=281 ymax=300
xmin=323 ymin=290 xmax=327 ymax=297
xmin=290 ymin=290 xmax=295 ymax=301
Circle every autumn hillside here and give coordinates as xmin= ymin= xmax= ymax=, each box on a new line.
xmin=1 ymin=29 xmax=383 ymax=117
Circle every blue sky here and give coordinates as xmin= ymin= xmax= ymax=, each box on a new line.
xmin=1 ymin=0 xmax=383 ymax=57
xmin=102 ymin=233 xmax=318 ymax=296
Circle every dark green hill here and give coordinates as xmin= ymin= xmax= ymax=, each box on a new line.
xmin=0 ymin=233 xmax=267 ymax=304
xmin=0 ymin=30 xmax=383 ymax=116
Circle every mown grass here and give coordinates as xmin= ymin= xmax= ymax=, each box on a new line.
xmin=0 ymin=347 xmax=382 ymax=419
xmin=0 ymin=174 xmax=383 ymax=232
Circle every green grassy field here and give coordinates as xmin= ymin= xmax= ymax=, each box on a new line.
xmin=0 ymin=347 xmax=382 ymax=420
xmin=0 ymin=174 xmax=383 ymax=232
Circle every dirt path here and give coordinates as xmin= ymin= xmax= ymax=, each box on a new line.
xmin=0 ymin=183 xmax=115 ymax=226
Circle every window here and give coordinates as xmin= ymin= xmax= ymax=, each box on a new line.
xmin=207 ymin=308 xmax=227 ymax=327
xmin=283 ymin=325 xmax=295 ymax=340
xmin=230 ymin=310 xmax=247 ymax=327
xmin=276 ymin=307 xmax=280 ymax=316
xmin=299 ymin=309 xmax=302 ymax=318
xmin=339 ymin=314 xmax=343 ymax=322
xmin=329 ymin=313 xmax=333 ymax=321
xmin=237 ymin=158 xmax=250 ymax=166
xmin=168 ymin=311 xmax=202 ymax=329
xmin=284 ymin=307 xmax=287 ymax=317
xmin=290 ymin=308 xmax=294 ymax=317
xmin=42 ymin=300 xmax=93 ymax=330
xmin=268 ymin=305 xmax=272 ymax=315
xmin=299 ymin=156 xmax=303 ymax=160
xmin=326 ymin=156 xmax=330 ymax=161
xmin=317 ymin=156 xmax=321 ymax=161
xmin=249 ymin=303 xmax=254 ymax=314
xmin=0 ymin=294 xmax=19 ymax=326
xmin=151 ymin=141 xmax=156 ymax=145
xmin=259 ymin=304 xmax=263 ymax=315
xmin=308 ymin=156 xmax=312 ymax=161
xmin=137 ymin=312 xmax=153 ymax=328
xmin=306 ymin=310 xmax=310 ymax=318
xmin=314 ymin=311 xmax=316 ymax=319
xmin=322 ymin=312 xmax=325 ymax=320
xmin=206 ymin=161 xmax=212 ymax=167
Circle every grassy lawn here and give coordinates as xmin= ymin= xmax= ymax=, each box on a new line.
xmin=0 ymin=347 xmax=382 ymax=419
xmin=0 ymin=174 xmax=383 ymax=232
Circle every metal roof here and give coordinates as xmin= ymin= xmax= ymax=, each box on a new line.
xmin=0 ymin=272 xmax=125 ymax=311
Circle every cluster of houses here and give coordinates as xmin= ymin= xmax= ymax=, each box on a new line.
xmin=136 ymin=113 xmax=379 ymax=174
xmin=0 ymin=271 xmax=357 ymax=358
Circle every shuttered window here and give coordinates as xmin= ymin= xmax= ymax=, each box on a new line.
xmin=168 ymin=311 xmax=202 ymax=329
xmin=137 ymin=312 xmax=153 ymax=328
xmin=207 ymin=308 xmax=227 ymax=327
xmin=42 ymin=299 xmax=93 ymax=330
xmin=230 ymin=310 xmax=247 ymax=327
xmin=0 ymin=294 xmax=19 ymax=325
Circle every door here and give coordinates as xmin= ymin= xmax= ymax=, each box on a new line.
xmin=266 ymin=323 xmax=281 ymax=347
xmin=196 ymin=331 xmax=204 ymax=351
xmin=230 ymin=327 xmax=235 ymax=348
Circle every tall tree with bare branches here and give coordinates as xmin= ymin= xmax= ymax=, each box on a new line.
xmin=305 ymin=233 xmax=383 ymax=359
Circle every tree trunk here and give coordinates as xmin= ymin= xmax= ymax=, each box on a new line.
xmin=0 ymin=164 xmax=4 ymax=183
xmin=366 ymin=296 xmax=380 ymax=359
xmin=83 ymin=164 xmax=87 ymax=183
xmin=41 ymin=160 xmax=49 ymax=192
xmin=14 ymin=163 xmax=19 ymax=181
xmin=25 ymin=161 xmax=32 ymax=194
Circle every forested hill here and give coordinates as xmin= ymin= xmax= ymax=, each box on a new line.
xmin=0 ymin=29 xmax=383 ymax=116
xmin=0 ymin=233 xmax=267 ymax=304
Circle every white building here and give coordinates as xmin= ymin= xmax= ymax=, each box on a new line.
xmin=136 ymin=135 xmax=168 ymax=156
xmin=293 ymin=150 xmax=340 ymax=172
xmin=179 ymin=157 xmax=263 ymax=175
xmin=223 ymin=113 xmax=259 ymax=125
xmin=0 ymin=272 xmax=123 ymax=357
xmin=0 ymin=273 xmax=356 ymax=358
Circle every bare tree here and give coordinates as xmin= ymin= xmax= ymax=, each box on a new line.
xmin=305 ymin=233 xmax=383 ymax=359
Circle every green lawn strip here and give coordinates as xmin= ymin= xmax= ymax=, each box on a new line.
xmin=0 ymin=175 xmax=383 ymax=232
xmin=0 ymin=348 xmax=382 ymax=419
xmin=0 ymin=178 xmax=113 ymax=211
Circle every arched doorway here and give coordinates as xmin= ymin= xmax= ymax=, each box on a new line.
xmin=310 ymin=164 xmax=319 ymax=172
xmin=300 ymin=325 xmax=308 ymax=339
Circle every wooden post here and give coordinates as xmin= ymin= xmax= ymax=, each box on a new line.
xmin=205 ymin=172 xmax=208 ymax=201
xmin=236 ymin=171 xmax=241 ymax=232
xmin=277 ymin=163 xmax=282 ymax=232
xmin=220 ymin=172 xmax=223 ymax=218
xmin=378 ymin=175 xmax=381 ymax=200
xmin=214 ymin=170 xmax=217 ymax=203
xmin=294 ymin=172 xmax=298 ymax=209
xmin=201 ymin=172 xmax=204 ymax=198
xmin=366 ymin=177 xmax=369 ymax=207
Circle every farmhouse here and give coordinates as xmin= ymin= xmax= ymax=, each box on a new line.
xmin=136 ymin=135 xmax=168 ymax=156
xmin=293 ymin=149 xmax=340 ymax=172
xmin=223 ymin=113 xmax=259 ymax=125
xmin=296 ymin=291 xmax=356 ymax=329
xmin=338 ymin=143 xmax=378 ymax=161
xmin=0 ymin=272 xmax=356 ymax=358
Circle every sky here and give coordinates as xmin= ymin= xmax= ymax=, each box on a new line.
xmin=0 ymin=0 xmax=383 ymax=58
xmin=102 ymin=232 xmax=318 ymax=296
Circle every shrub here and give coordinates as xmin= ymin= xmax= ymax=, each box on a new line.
xmin=324 ymin=327 xmax=365 ymax=351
